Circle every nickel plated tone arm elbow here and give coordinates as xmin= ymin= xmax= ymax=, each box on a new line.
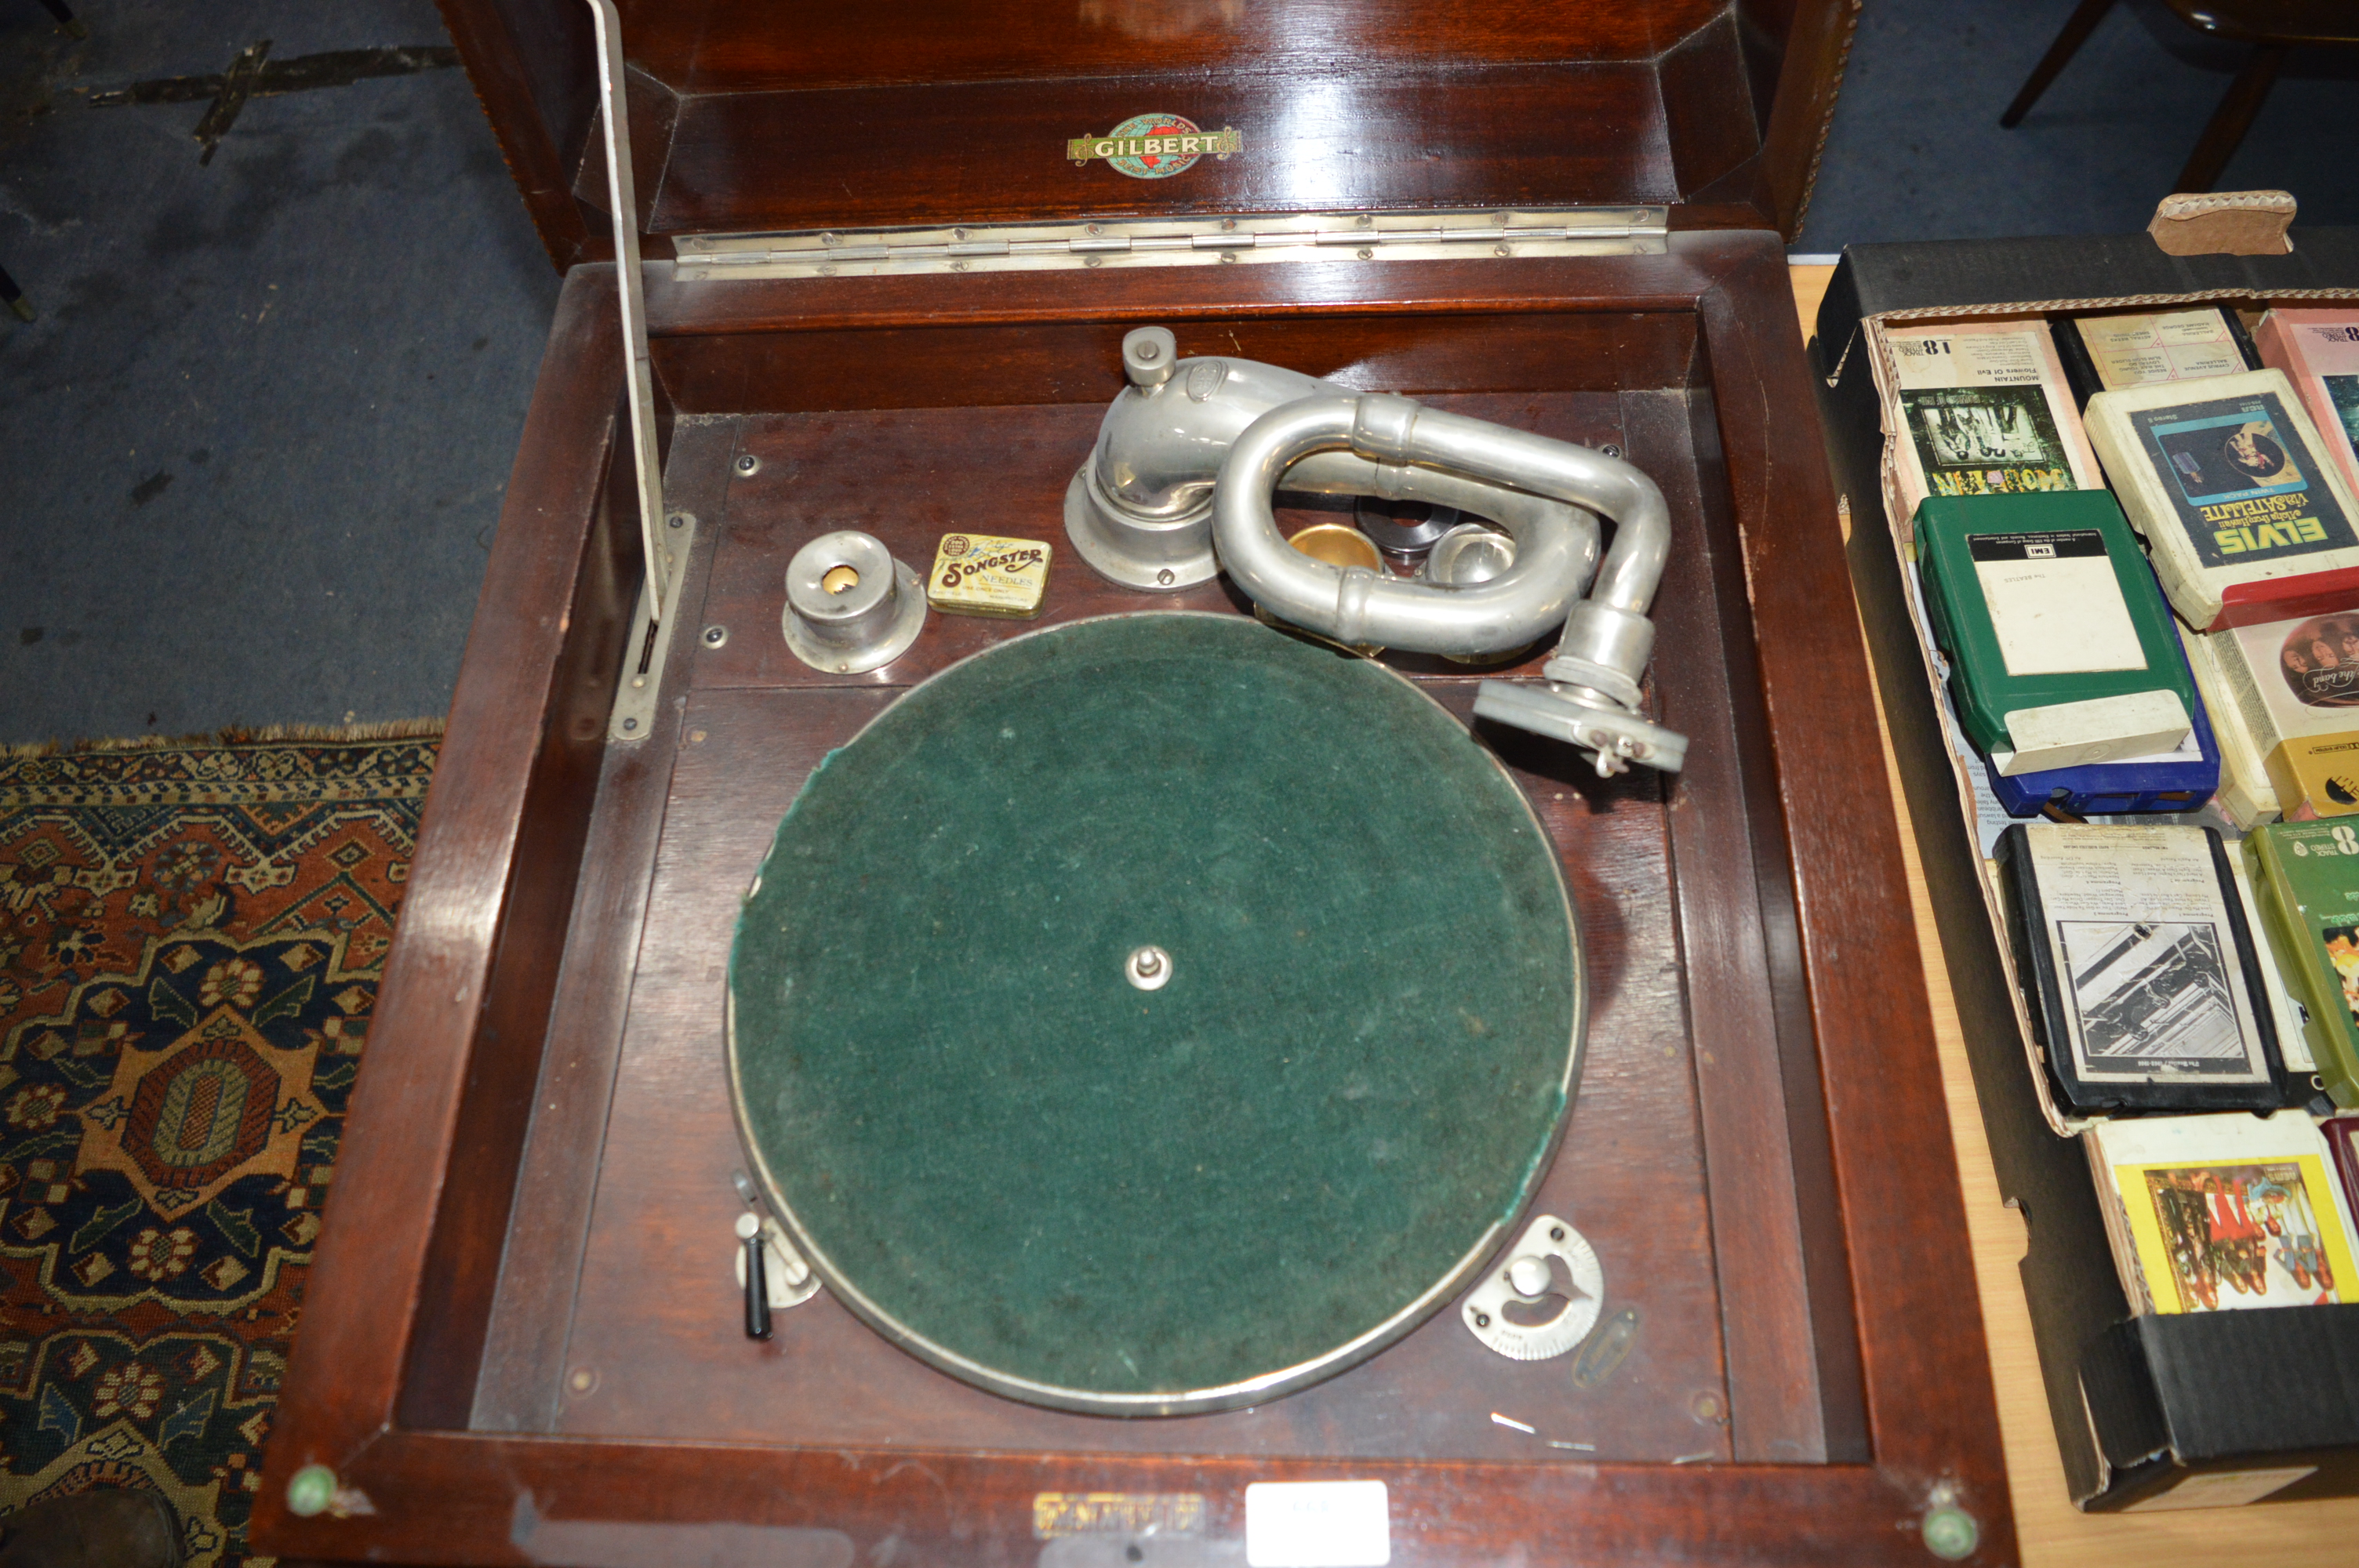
xmin=1073 ymin=327 xmax=1685 ymax=777
xmin=1067 ymin=328 xmax=1600 ymax=599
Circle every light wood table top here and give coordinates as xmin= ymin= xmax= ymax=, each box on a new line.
xmin=1789 ymin=261 xmax=2359 ymax=1564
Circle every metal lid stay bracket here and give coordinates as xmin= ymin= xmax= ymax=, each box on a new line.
xmin=587 ymin=0 xmax=695 ymax=743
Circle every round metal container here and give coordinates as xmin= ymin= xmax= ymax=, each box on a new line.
xmin=1353 ymin=495 xmax=1465 ymax=555
xmin=779 ymin=531 xmax=927 ymax=673
xmin=1422 ymin=521 xmax=1518 ymax=587
xmin=1281 ymin=521 xmax=1386 ymax=572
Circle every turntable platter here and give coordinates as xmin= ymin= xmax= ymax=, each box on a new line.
xmin=727 ymin=614 xmax=1582 ymax=1414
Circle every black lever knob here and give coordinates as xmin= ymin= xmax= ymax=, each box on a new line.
xmin=737 ymin=1212 xmax=772 ymax=1340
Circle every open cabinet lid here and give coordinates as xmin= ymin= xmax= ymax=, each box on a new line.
xmin=441 ymin=0 xmax=1857 ymax=267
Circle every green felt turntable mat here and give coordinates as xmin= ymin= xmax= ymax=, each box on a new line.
xmin=728 ymin=614 xmax=1581 ymax=1412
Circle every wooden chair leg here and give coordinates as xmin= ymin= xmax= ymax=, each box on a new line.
xmin=34 ymin=0 xmax=89 ymax=39
xmin=2001 ymin=0 xmax=2119 ymax=127
xmin=0 ymin=263 xmax=33 ymax=323
xmin=2175 ymin=43 xmax=2288 ymax=192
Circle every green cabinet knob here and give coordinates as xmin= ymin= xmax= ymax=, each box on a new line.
xmin=1922 ymin=1504 xmax=1979 ymax=1561
xmin=285 ymin=1464 xmax=337 ymax=1519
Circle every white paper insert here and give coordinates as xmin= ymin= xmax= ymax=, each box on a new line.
xmin=1975 ymin=553 xmax=2145 ymax=676
xmin=1244 ymin=1482 xmax=1390 ymax=1568
xmin=2081 ymin=309 xmax=2247 ymax=390
xmin=2294 ymin=321 xmax=2359 ymax=375
xmin=2024 ymin=824 xmax=2266 ymax=1083
xmin=2228 ymin=851 xmax=2317 ymax=1073
xmin=1893 ymin=326 xmax=2048 ymax=391
xmin=2000 ymin=691 xmax=2191 ymax=775
xmin=2122 ymin=1464 xmax=2316 ymax=1512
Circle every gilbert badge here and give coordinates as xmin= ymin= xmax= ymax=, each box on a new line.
xmin=1067 ymin=114 xmax=1240 ymax=179
xmin=929 ymin=533 xmax=1052 ymax=619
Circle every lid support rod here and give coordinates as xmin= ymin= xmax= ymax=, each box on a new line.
xmin=584 ymin=0 xmax=670 ymax=611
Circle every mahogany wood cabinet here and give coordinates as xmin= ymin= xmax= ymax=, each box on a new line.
xmin=437 ymin=0 xmax=1856 ymax=266
xmin=253 ymin=4 xmax=2016 ymax=1564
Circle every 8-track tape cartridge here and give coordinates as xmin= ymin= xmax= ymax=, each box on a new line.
xmin=1995 ymin=822 xmax=2297 ymax=1116
xmin=1917 ymin=491 xmax=2197 ymax=775
xmin=2245 ymin=820 xmax=2359 ymax=1109
xmin=1981 ymin=630 xmax=2221 ymax=818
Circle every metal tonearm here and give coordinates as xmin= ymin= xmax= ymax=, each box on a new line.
xmin=1073 ymin=327 xmax=1688 ymax=775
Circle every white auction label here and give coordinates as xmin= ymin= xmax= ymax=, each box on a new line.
xmin=1244 ymin=1481 xmax=1390 ymax=1567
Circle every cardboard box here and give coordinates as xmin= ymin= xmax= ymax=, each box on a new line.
xmin=1816 ymin=229 xmax=2359 ymax=1511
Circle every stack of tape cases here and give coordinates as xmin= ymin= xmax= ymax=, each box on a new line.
xmin=1816 ymin=227 xmax=2359 ymax=1512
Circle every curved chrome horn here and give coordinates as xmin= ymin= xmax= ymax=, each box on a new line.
xmin=1216 ymin=391 xmax=1688 ymax=776
xmin=1212 ymin=396 xmax=1598 ymax=657
xmin=1070 ymin=328 xmax=1686 ymax=775
xmin=1065 ymin=327 xmax=1598 ymax=595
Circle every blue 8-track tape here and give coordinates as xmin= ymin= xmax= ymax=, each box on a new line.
xmin=1983 ymin=630 xmax=2221 ymax=816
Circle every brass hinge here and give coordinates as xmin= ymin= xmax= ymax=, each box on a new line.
xmin=671 ymin=206 xmax=1669 ymax=281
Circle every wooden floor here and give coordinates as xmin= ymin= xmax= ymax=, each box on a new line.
xmin=1789 ymin=263 xmax=2359 ymax=1563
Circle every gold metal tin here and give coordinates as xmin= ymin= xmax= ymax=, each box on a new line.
xmin=928 ymin=532 xmax=1052 ymax=618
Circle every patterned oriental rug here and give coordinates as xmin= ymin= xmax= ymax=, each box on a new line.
xmin=0 ymin=727 xmax=438 ymax=1567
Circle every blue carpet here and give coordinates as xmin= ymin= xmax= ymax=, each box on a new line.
xmin=1800 ymin=0 xmax=2359 ymax=249
xmin=1 ymin=0 xmax=2352 ymax=744
xmin=0 ymin=0 xmax=555 ymax=745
